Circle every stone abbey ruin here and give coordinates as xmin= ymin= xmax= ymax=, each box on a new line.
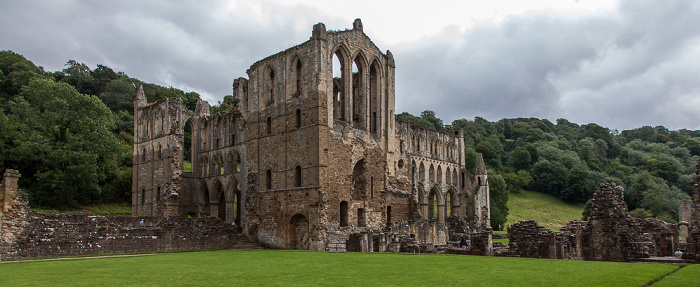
xmin=132 ymin=19 xmax=492 ymax=252
xmin=1 ymin=20 xmax=699 ymax=262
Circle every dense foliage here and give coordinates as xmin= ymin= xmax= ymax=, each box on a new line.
xmin=0 ymin=51 xmax=202 ymax=209
xmin=399 ymin=111 xmax=695 ymax=227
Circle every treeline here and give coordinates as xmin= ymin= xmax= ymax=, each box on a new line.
xmin=398 ymin=111 xmax=696 ymax=228
xmin=0 ymin=50 xmax=203 ymax=210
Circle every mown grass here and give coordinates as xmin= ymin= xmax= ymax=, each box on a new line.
xmin=30 ymin=202 xmax=132 ymax=216
xmin=506 ymin=189 xmax=585 ymax=231
xmin=0 ymin=250 xmax=681 ymax=286
xmin=651 ymin=264 xmax=700 ymax=286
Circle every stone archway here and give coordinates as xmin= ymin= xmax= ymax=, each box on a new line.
xmin=288 ymin=214 xmax=309 ymax=249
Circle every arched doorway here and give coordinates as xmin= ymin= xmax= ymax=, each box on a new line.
xmin=352 ymin=159 xmax=366 ymax=200
xmin=288 ymin=214 xmax=309 ymax=249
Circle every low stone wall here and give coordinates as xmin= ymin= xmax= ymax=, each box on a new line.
xmin=2 ymin=213 xmax=238 ymax=259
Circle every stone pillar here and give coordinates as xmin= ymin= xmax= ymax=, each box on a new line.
xmin=1 ymin=169 xmax=21 ymax=213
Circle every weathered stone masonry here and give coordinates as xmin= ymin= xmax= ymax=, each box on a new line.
xmin=132 ymin=19 xmax=492 ymax=251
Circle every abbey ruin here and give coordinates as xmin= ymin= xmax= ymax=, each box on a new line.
xmin=132 ymin=19 xmax=491 ymax=251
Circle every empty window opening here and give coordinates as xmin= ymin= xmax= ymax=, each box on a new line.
xmin=351 ymin=56 xmax=364 ymax=126
xmin=332 ymin=50 xmax=345 ymax=121
xmin=369 ymin=63 xmax=378 ymax=134
xmin=358 ymin=208 xmax=366 ymax=227
xmin=295 ymin=59 xmax=302 ymax=94
xmin=294 ymin=165 xmax=302 ymax=187
xmin=266 ymin=116 xmax=272 ymax=135
xmin=156 ymin=186 xmax=161 ymax=201
xmin=340 ymin=201 xmax=349 ymax=227
xmin=446 ymin=192 xmax=452 ymax=217
xmin=157 ymin=143 xmax=162 ymax=159
xmin=268 ymin=68 xmax=275 ymax=103
xmin=266 ymin=169 xmax=272 ymax=190
xmin=295 ymin=109 xmax=301 ymax=129
xmin=141 ymin=189 xmax=146 ymax=205
xmin=352 ymin=159 xmax=366 ymax=200
xmin=386 ymin=206 xmax=392 ymax=226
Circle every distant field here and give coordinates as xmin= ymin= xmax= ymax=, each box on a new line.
xmin=30 ymin=203 xmax=132 ymax=216
xmin=506 ymin=189 xmax=586 ymax=231
xmin=0 ymin=250 xmax=686 ymax=286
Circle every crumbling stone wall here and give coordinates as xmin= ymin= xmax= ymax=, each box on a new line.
xmin=2 ymin=214 xmax=238 ymax=259
xmin=505 ymin=183 xmax=679 ymax=262
xmin=1 ymin=169 xmax=29 ymax=250
xmin=685 ymin=158 xmax=700 ymax=262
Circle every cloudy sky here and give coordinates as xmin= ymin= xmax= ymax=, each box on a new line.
xmin=2 ymin=0 xmax=699 ymax=131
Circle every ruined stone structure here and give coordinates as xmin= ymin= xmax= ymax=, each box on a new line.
xmin=0 ymin=170 xmax=244 ymax=259
xmin=684 ymin=158 xmax=700 ymax=262
xmin=505 ymin=183 xmax=682 ymax=262
xmin=132 ymin=19 xmax=491 ymax=251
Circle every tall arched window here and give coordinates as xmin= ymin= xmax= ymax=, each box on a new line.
xmin=295 ymin=59 xmax=302 ymax=94
xmin=268 ymin=68 xmax=275 ymax=103
xmin=369 ymin=61 xmax=379 ymax=134
xmin=332 ymin=49 xmax=345 ymax=121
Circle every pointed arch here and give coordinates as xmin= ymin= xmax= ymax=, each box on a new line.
xmin=429 ymin=163 xmax=435 ymax=182
xmin=369 ymin=59 xmax=381 ymax=134
xmin=331 ymin=44 xmax=350 ymax=121
xmin=351 ymin=51 xmax=368 ymax=127
xmin=419 ymin=162 xmax=425 ymax=181
xmin=265 ymin=65 xmax=276 ymax=104
xmin=447 ymin=188 xmax=458 ymax=217
xmin=437 ymin=165 xmax=442 ymax=184
xmin=352 ymin=159 xmax=367 ymax=200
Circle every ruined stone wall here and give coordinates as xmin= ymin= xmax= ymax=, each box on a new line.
xmin=581 ymin=183 xmax=651 ymax=261
xmin=2 ymin=214 xmax=238 ymax=259
xmin=685 ymin=158 xmax=700 ymax=262
xmin=133 ymin=19 xmax=488 ymax=252
xmin=1 ymin=169 xmax=29 ymax=251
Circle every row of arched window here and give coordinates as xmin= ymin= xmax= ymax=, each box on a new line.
xmin=262 ymin=108 xmax=304 ymax=137
xmin=409 ymin=134 xmax=458 ymax=161
xmin=263 ymin=57 xmax=304 ymax=106
xmin=263 ymin=164 xmax=304 ymax=191
xmin=411 ymin=160 xmax=460 ymax=187
xmin=331 ymin=46 xmax=382 ymax=134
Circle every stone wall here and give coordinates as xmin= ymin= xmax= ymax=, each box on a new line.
xmin=2 ymin=213 xmax=238 ymax=259
xmin=581 ymin=183 xmax=652 ymax=261
xmin=684 ymin=158 xmax=700 ymax=262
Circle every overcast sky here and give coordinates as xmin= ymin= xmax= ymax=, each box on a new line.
xmin=2 ymin=0 xmax=699 ymax=131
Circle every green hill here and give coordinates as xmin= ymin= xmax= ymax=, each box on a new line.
xmin=505 ymin=189 xmax=586 ymax=231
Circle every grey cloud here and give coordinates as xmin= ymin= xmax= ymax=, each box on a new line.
xmin=395 ymin=0 xmax=700 ymax=131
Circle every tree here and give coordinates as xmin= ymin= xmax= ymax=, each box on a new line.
xmin=420 ymin=110 xmax=444 ymax=131
xmin=5 ymin=78 xmax=121 ymax=209
xmin=488 ymin=171 xmax=508 ymax=230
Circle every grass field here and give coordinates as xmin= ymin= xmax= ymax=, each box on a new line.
xmin=506 ymin=189 xmax=586 ymax=231
xmin=30 ymin=203 xmax=132 ymax=216
xmin=0 ymin=250 xmax=691 ymax=286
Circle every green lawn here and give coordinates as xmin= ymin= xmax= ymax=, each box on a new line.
xmin=506 ymin=189 xmax=585 ymax=231
xmin=652 ymin=264 xmax=700 ymax=286
xmin=0 ymin=250 xmax=685 ymax=286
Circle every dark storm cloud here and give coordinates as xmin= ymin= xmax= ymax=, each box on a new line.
xmin=0 ymin=0 xmax=341 ymax=102
xmin=395 ymin=0 xmax=700 ymax=130
xmin=2 ymin=0 xmax=699 ymax=131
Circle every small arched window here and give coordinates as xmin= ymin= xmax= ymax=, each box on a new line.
xmin=157 ymin=143 xmax=162 ymax=159
xmin=295 ymin=59 xmax=302 ymax=94
xmin=266 ymin=116 xmax=272 ymax=135
xmin=295 ymin=109 xmax=301 ymax=129
xmin=266 ymin=169 xmax=272 ymax=190
xmin=294 ymin=165 xmax=302 ymax=187
xmin=142 ymin=147 xmax=146 ymax=162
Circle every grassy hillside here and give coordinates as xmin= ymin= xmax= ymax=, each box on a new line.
xmin=506 ymin=189 xmax=586 ymax=231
